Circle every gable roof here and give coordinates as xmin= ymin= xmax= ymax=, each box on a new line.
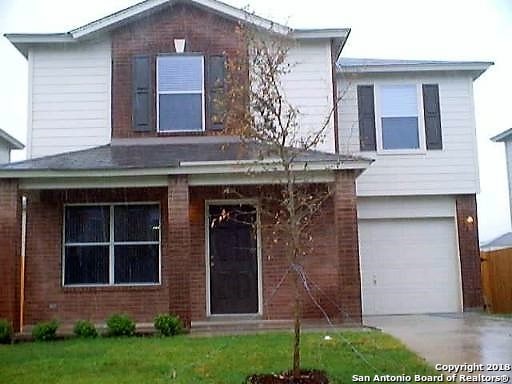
xmin=5 ymin=0 xmax=350 ymax=57
xmin=491 ymin=128 xmax=512 ymax=143
xmin=337 ymin=57 xmax=493 ymax=80
xmin=0 ymin=129 xmax=24 ymax=150
xmin=0 ymin=137 xmax=371 ymax=178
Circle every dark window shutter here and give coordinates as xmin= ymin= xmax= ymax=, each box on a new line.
xmin=132 ymin=55 xmax=152 ymax=132
xmin=207 ymin=55 xmax=226 ymax=131
xmin=357 ymin=85 xmax=376 ymax=151
xmin=423 ymin=84 xmax=442 ymax=150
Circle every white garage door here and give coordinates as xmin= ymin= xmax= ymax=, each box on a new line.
xmin=359 ymin=218 xmax=462 ymax=315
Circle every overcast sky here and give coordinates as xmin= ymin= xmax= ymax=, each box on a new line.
xmin=0 ymin=0 xmax=511 ymax=241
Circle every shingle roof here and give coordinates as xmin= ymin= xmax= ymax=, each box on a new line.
xmin=0 ymin=138 xmax=367 ymax=172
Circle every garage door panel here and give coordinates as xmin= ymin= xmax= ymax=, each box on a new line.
xmin=359 ymin=218 xmax=461 ymax=315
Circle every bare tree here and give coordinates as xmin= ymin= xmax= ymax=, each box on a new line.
xmin=219 ymin=25 xmax=345 ymax=380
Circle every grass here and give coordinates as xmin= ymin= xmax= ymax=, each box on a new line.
xmin=0 ymin=331 xmax=439 ymax=383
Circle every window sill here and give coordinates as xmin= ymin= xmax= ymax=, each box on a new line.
xmin=62 ymin=283 xmax=162 ymax=293
xmin=376 ymin=149 xmax=427 ymax=156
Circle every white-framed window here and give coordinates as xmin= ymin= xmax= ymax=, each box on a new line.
xmin=157 ymin=55 xmax=204 ymax=132
xmin=378 ymin=84 xmax=423 ymax=151
xmin=63 ymin=203 xmax=161 ymax=286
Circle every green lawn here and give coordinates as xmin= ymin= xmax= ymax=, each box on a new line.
xmin=0 ymin=331 xmax=439 ymax=383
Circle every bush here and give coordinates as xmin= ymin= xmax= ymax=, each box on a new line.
xmin=73 ymin=320 xmax=98 ymax=338
xmin=106 ymin=314 xmax=136 ymax=337
xmin=32 ymin=320 xmax=59 ymax=341
xmin=154 ymin=314 xmax=182 ymax=336
xmin=0 ymin=319 xmax=12 ymax=344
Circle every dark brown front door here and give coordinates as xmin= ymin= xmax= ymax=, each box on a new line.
xmin=208 ymin=204 xmax=259 ymax=314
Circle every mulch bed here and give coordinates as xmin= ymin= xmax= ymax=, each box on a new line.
xmin=246 ymin=370 xmax=329 ymax=383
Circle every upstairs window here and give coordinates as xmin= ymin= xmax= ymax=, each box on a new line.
xmin=157 ymin=55 xmax=204 ymax=132
xmin=380 ymin=84 xmax=420 ymax=150
xmin=64 ymin=204 xmax=160 ymax=286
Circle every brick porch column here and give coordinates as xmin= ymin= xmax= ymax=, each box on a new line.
xmin=0 ymin=179 xmax=21 ymax=331
xmin=167 ymin=176 xmax=192 ymax=327
xmin=333 ymin=171 xmax=362 ymax=324
xmin=456 ymin=194 xmax=483 ymax=309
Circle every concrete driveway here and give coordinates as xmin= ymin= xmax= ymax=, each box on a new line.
xmin=365 ymin=313 xmax=512 ymax=376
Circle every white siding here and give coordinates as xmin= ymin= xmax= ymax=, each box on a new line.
xmin=281 ymin=40 xmax=335 ymax=153
xmin=28 ymin=40 xmax=112 ymax=159
xmin=0 ymin=143 xmax=10 ymax=164
xmin=357 ymin=195 xmax=456 ymax=219
xmin=338 ymin=72 xmax=479 ymax=196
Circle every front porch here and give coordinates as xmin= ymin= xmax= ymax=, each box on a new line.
xmin=0 ymin=139 xmax=370 ymax=332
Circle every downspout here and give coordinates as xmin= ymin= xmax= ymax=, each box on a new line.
xmin=19 ymin=195 xmax=27 ymax=333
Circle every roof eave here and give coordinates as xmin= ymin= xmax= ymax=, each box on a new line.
xmin=4 ymin=33 xmax=75 ymax=57
xmin=0 ymin=158 xmax=372 ymax=179
xmin=491 ymin=128 xmax=512 ymax=143
xmin=0 ymin=130 xmax=25 ymax=150
xmin=338 ymin=62 xmax=494 ymax=80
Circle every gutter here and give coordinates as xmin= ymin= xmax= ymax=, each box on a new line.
xmin=0 ymin=158 xmax=373 ymax=179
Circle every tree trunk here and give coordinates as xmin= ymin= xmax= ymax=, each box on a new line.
xmin=292 ymin=270 xmax=301 ymax=379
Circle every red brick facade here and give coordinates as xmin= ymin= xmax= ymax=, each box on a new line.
xmin=0 ymin=172 xmax=363 ymax=329
xmin=111 ymin=3 xmax=245 ymax=138
xmin=456 ymin=194 xmax=483 ymax=309
xmin=0 ymin=180 xmax=21 ymax=331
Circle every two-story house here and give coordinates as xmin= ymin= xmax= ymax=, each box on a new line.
xmin=0 ymin=0 xmax=490 ymax=332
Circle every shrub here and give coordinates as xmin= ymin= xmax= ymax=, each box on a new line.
xmin=106 ymin=314 xmax=136 ymax=337
xmin=73 ymin=320 xmax=98 ymax=338
xmin=0 ymin=319 xmax=12 ymax=344
xmin=32 ymin=320 xmax=59 ymax=341
xmin=154 ymin=314 xmax=182 ymax=336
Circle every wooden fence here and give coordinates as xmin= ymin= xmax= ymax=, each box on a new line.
xmin=480 ymin=248 xmax=512 ymax=313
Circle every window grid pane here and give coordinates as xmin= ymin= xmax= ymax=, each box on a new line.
xmin=64 ymin=245 xmax=109 ymax=285
xmin=114 ymin=244 xmax=159 ymax=284
xmin=159 ymin=94 xmax=203 ymax=131
xmin=382 ymin=117 xmax=420 ymax=150
xmin=65 ymin=206 xmax=109 ymax=243
xmin=157 ymin=56 xmax=203 ymax=93
xmin=114 ymin=205 xmax=160 ymax=242
xmin=380 ymin=84 xmax=418 ymax=117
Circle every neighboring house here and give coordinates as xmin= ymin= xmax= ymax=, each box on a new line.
xmin=0 ymin=0 xmax=490 ymax=332
xmin=485 ymin=128 xmax=512 ymax=250
xmin=481 ymin=232 xmax=512 ymax=251
xmin=0 ymin=128 xmax=24 ymax=164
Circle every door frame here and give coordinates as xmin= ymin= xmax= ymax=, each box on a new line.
xmin=204 ymin=199 xmax=263 ymax=317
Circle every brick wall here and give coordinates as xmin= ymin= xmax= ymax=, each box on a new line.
xmin=456 ymin=194 xmax=483 ymax=309
xmin=333 ymin=171 xmax=362 ymax=323
xmin=22 ymin=188 xmax=171 ymax=325
xmin=189 ymin=177 xmax=361 ymax=324
xmin=167 ymin=176 xmax=191 ymax=326
xmin=18 ymin=173 xmax=361 ymax=327
xmin=111 ymin=3 xmax=245 ymax=138
xmin=0 ymin=180 xmax=21 ymax=331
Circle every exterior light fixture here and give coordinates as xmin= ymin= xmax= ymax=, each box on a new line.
xmin=174 ymin=39 xmax=186 ymax=53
